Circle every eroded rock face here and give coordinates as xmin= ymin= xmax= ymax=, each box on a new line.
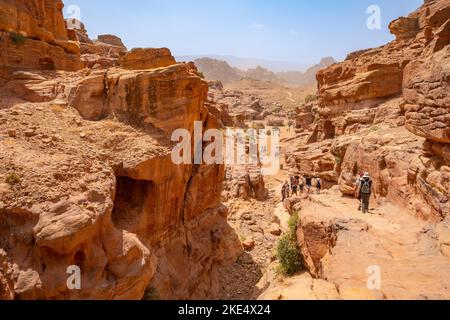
xmin=314 ymin=0 xmax=450 ymax=143
xmin=404 ymin=47 xmax=450 ymax=143
xmin=285 ymin=139 xmax=338 ymax=187
xmin=119 ymin=48 xmax=176 ymax=70
xmin=205 ymin=84 xmax=264 ymax=127
xmin=97 ymin=35 xmax=126 ymax=48
xmin=409 ymin=140 xmax=450 ymax=219
xmin=0 ymin=249 xmax=14 ymax=300
xmin=389 ymin=17 xmax=419 ymax=40
xmin=295 ymin=192 xmax=450 ymax=299
xmin=65 ymin=20 xmax=128 ymax=69
xmin=0 ymin=0 xmax=83 ymax=78
xmin=296 ymin=0 xmax=450 ymax=221
xmin=68 ymin=63 xmax=208 ymax=134
xmin=223 ymin=165 xmax=269 ymax=202
xmin=0 ymin=33 xmax=241 ymax=299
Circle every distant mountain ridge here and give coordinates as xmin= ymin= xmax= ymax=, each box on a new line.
xmin=176 ymin=54 xmax=309 ymax=72
xmin=277 ymin=57 xmax=336 ymax=86
xmin=188 ymin=56 xmax=336 ymax=87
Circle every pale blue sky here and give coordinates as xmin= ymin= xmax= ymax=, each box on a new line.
xmin=64 ymin=0 xmax=423 ymax=65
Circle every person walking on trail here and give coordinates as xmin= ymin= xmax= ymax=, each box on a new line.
xmin=357 ymin=172 xmax=373 ymax=214
xmin=316 ymin=176 xmax=322 ymax=194
xmin=282 ymin=181 xmax=290 ymax=201
xmin=305 ymin=176 xmax=312 ymax=194
xmin=290 ymin=176 xmax=295 ymax=195
xmin=291 ymin=176 xmax=299 ymax=196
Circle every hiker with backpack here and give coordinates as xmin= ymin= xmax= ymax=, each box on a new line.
xmin=299 ymin=177 xmax=305 ymax=194
xmin=355 ymin=172 xmax=364 ymax=210
xmin=316 ymin=176 xmax=322 ymax=194
xmin=357 ymin=172 xmax=373 ymax=214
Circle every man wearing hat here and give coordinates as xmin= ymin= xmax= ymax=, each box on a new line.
xmin=357 ymin=172 xmax=373 ymax=214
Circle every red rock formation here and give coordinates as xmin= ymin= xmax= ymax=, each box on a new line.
xmin=223 ymin=165 xmax=269 ymax=202
xmin=97 ymin=35 xmax=125 ymax=48
xmin=193 ymin=58 xmax=242 ymax=85
xmin=295 ymin=193 xmax=450 ymax=299
xmin=0 ymin=249 xmax=14 ymax=300
xmin=314 ymin=0 xmax=450 ymax=143
xmin=119 ymin=48 xmax=176 ymax=70
xmin=65 ymin=20 xmax=128 ymax=69
xmin=295 ymin=103 xmax=315 ymax=133
xmin=65 ymin=19 xmax=92 ymax=44
xmin=0 ymin=2 xmax=241 ymax=300
xmin=68 ymin=63 xmax=208 ymax=134
xmin=404 ymin=46 xmax=450 ymax=143
xmin=0 ymin=0 xmax=83 ymax=79
xmin=267 ymin=0 xmax=450 ymax=301
xmin=290 ymin=0 xmax=450 ymax=220
xmin=0 ymin=62 xmax=242 ymax=299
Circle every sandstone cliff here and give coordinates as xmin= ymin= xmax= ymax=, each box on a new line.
xmin=0 ymin=3 xmax=242 ymax=299
xmin=0 ymin=0 xmax=83 ymax=81
xmin=261 ymin=1 xmax=450 ymax=300
xmin=287 ymin=0 xmax=450 ymax=221
xmin=0 ymin=62 xmax=242 ymax=301
xmin=65 ymin=19 xmax=127 ymax=69
xmin=193 ymin=58 xmax=242 ymax=85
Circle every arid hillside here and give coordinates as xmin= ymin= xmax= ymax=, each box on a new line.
xmin=192 ymin=57 xmax=334 ymax=88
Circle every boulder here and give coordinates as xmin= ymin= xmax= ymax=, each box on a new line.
xmin=269 ymin=223 xmax=282 ymax=236
xmin=223 ymin=165 xmax=269 ymax=201
xmin=119 ymin=48 xmax=176 ymax=70
xmin=97 ymin=34 xmax=126 ymax=48
xmin=283 ymin=197 xmax=302 ymax=215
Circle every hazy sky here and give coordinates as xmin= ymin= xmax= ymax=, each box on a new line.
xmin=65 ymin=0 xmax=423 ymax=65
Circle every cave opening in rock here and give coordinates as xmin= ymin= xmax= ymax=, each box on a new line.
xmin=112 ymin=176 xmax=156 ymax=232
xmin=39 ymin=57 xmax=55 ymax=70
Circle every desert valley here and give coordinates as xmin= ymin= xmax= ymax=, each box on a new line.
xmin=0 ymin=0 xmax=449 ymax=301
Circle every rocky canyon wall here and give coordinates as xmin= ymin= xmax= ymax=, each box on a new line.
xmin=288 ymin=0 xmax=449 ymax=221
xmin=0 ymin=2 xmax=241 ymax=299
xmin=0 ymin=0 xmax=83 ymax=81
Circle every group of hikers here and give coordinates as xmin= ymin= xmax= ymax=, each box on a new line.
xmin=281 ymin=175 xmax=322 ymax=201
xmin=281 ymin=171 xmax=373 ymax=214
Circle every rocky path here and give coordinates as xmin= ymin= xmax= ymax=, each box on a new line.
xmin=285 ymin=91 xmax=296 ymax=103
xmin=261 ymin=188 xmax=450 ymax=300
